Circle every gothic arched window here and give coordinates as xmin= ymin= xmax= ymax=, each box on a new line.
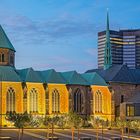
xmin=95 ymin=90 xmax=102 ymax=113
xmin=74 ymin=88 xmax=83 ymax=113
xmin=6 ymin=87 xmax=15 ymax=112
xmin=30 ymin=88 xmax=38 ymax=113
xmin=52 ymin=89 xmax=60 ymax=113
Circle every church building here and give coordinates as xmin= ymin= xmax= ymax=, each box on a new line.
xmin=0 ymin=24 xmax=112 ymax=126
xmin=1 ymin=11 xmax=140 ymax=127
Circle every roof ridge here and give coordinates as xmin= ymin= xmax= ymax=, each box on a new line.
xmin=68 ymin=71 xmax=75 ymax=83
xmin=73 ymin=71 xmax=89 ymax=85
xmin=129 ymin=69 xmax=137 ymax=83
xmin=82 ymin=72 xmax=107 ymax=86
xmin=25 ymin=68 xmax=31 ymax=81
xmin=47 ymin=69 xmax=55 ymax=81
xmin=42 ymin=69 xmax=55 ymax=72
xmin=112 ymin=65 xmax=134 ymax=83
xmin=111 ymin=65 xmax=124 ymax=80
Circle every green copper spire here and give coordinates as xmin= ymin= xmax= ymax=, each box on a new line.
xmin=104 ymin=10 xmax=112 ymax=70
xmin=0 ymin=25 xmax=15 ymax=52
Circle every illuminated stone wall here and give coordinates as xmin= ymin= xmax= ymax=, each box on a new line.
xmin=0 ymin=81 xmax=113 ymax=126
xmin=1 ymin=82 xmax=23 ymax=126
xmin=26 ymin=82 xmax=46 ymax=115
xmin=91 ymin=85 xmax=112 ymax=121
xmin=47 ymin=84 xmax=69 ymax=114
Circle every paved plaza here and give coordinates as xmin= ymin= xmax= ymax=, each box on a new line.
xmin=0 ymin=129 xmax=140 ymax=140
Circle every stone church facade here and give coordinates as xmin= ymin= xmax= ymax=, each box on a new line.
xmin=0 ymin=25 xmax=112 ymax=126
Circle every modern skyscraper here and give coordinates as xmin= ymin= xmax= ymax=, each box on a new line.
xmin=98 ymin=14 xmax=140 ymax=69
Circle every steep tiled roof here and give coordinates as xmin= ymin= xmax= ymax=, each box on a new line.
xmin=111 ymin=65 xmax=135 ymax=83
xmin=38 ymin=69 xmax=66 ymax=84
xmin=129 ymin=69 xmax=140 ymax=84
xmin=81 ymin=72 xmax=107 ymax=86
xmin=0 ymin=66 xmax=21 ymax=82
xmin=17 ymin=68 xmax=43 ymax=83
xmin=86 ymin=64 xmax=136 ymax=84
xmin=60 ymin=71 xmax=89 ymax=85
xmin=0 ymin=25 xmax=15 ymax=51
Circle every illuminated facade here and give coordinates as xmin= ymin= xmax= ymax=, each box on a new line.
xmin=0 ymin=25 xmax=113 ymax=126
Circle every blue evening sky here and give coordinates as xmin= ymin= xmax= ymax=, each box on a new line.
xmin=0 ymin=0 xmax=140 ymax=72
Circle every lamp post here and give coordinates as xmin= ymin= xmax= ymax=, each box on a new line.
xmin=71 ymin=127 xmax=74 ymax=140
xmin=101 ymin=120 xmax=104 ymax=140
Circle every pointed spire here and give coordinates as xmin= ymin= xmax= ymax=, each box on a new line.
xmin=0 ymin=25 xmax=15 ymax=52
xmin=104 ymin=9 xmax=112 ymax=70
xmin=106 ymin=8 xmax=110 ymax=41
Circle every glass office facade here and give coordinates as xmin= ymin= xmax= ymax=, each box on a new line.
xmin=98 ymin=29 xmax=140 ymax=69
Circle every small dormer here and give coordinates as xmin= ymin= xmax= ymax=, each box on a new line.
xmin=0 ymin=25 xmax=15 ymax=67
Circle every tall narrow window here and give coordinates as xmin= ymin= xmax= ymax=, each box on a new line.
xmin=121 ymin=95 xmax=124 ymax=103
xmin=30 ymin=88 xmax=38 ymax=113
xmin=6 ymin=87 xmax=15 ymax=112
xmin=99 ymin=91 xmax=102 ymax=112
xmin=74 ymin=88 xmax=83 ymax=113
xmin=95 ymin=90 xmax=102 ymax=113
xmin=95 ymin=91 xmax=98 ymax=112
xmin=52 ymin=89 xmax=60 ymax=113
xmin=126 ymin=104 xmax=134 ymax=116
xmin=0 ymin=54 xmax=1 ymax=62
xmin=2 ymin=54 xmax=4 ymax=62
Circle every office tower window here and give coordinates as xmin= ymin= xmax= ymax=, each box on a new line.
xmin=98 ymin=30 xmax=140 ymax=69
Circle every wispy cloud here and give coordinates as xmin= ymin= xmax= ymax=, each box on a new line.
xmin=85 ymin=48 xmax=97 ymax=57
xmin=0 ymin=14 xmax=99 ymax=46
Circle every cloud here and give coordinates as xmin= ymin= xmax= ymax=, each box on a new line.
xmin=17 ymin=55 xmax=73 ymax=70
xmin=0 ymin=11 xmax=99 ymax=72
xmin=43 ymin=20 xmax=96 ymax=38
xmin=0 ymin=13 xmax=99 ymax=46
xmin=85 ymin=48 xmax=97 ymax=57
xmin=48 ymin=56 xmax=72 ymax=64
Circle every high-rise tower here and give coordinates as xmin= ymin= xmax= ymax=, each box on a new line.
xmin=98 ymin=13 xmax=140 ymax=69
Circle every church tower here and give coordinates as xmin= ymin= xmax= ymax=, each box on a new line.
xmin=0 ymin=25 xmax=15 ymax=67
xmin=104 ymin=10 xmax=112 ymax=70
